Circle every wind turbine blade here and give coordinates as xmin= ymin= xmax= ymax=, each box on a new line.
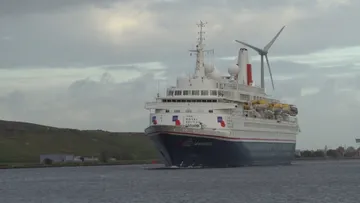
xmin=265 ymin=54 xmax=275 ymax=90
xmin=264 ymin=26 xmax=285 ymax=52
xmin=235 ymin=40 xmax=263 ymax=54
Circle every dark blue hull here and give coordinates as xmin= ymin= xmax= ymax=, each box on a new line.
xmin=148 ymin=132 xmax=296 ymax=167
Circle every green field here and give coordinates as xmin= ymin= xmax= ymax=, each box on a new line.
xmin=0 ymin=120 xmax=158 ymax=163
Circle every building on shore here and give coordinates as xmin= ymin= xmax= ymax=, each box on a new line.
xmin=40 ymin=154 xmax=99 ymax=164
xmin=40 ymin=154 xmax=74 ymax=164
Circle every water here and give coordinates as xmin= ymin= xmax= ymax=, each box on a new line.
xmin=1 ymin=160 xmax=360 ymax=203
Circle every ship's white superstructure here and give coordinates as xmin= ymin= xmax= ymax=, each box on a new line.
xmin=144 ymin=21 xmax=300 ymax=167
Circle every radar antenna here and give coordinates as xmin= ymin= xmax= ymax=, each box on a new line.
xmin=189 ymin=21 xmax=214 ymax=78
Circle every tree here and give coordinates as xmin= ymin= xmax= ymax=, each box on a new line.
xmin=336 ymin=146 xmax=345 ymax=156
xmin=326 ymin=149 xmax=340 ymax=158
xmin=344 ymin=146 xmax=357 ymax=157
xmin=313 ymin=150 xmax=325 ymax=157
xmin=301 ymin=150 xmax=313 ymax=157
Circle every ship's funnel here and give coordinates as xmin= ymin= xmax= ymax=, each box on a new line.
xmin=237 ymin=48 xmax=248 ymax=85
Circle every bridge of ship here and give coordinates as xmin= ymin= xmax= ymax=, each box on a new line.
xmin=161 ymin=82 xmax=280 ymax=105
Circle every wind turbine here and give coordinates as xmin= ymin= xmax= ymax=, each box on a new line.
xmin=235 ymin=26 xmax=285 ymax=90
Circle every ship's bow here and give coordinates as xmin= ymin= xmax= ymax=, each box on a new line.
xmin=145 ymin=125 xmax=247 ymax=168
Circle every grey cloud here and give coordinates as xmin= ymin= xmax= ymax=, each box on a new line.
xmin=275 ymin=1 xmax=360 ymax=55
xmin=0 ymin=13 xmax=177 ymax=68
xmin=148 ymin=0 xmax=294 ymax=13
xmin=270 ymin=80 xmax=303 ymax=98
xmin=0 ymin=72 xmax=159 ymax=131
xmin=251 ymin=60 xmax=313 ymax=75
xmin=1 ymin=0 xmax=359 ymax=68
xmin=1 ymin=70 xmax=359 ymax=149
xmin=101 ymin=65 xmax=141 ymax=71
xmin=0 ymin=0 xmax=120 ymax=16
xmin=1 ymin=0 xmax=360 ymax=149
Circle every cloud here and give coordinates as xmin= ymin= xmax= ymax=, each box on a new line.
xmin=1 ymin=0 xmax=360 ymax=150
xmin=0 ymin=71 xmax=165 ymax=132
xmin=3 ymin=0 xmax=359 ymax=68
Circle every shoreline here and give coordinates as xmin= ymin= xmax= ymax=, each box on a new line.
xmin=294 ymin=157 xmax=360 ymax=161
xmin=0 ymin=160 xmax=158 ymax=170
xmin=1 ymin=157 xmax=360 ymax=169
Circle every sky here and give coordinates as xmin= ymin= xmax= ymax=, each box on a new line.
xmin=1 ymin=0 xmax=360 ymax=150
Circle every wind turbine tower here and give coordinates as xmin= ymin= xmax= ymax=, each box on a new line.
xmin=235 ymin=26 xmax=285 ymax=90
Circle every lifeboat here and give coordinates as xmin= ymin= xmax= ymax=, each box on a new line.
xmin=290 ymin=105 xmax=298 ymax=115
xmin=282 ymin=104 xmax=290 ymax=111
xmin=264 ymin=109 xmax=275 ymax=119
xmin=251 ymin=99 xmax=268 ymax=105
xmin=254 ymin=103 xmax=269 ymax=111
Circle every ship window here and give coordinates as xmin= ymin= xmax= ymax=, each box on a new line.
xmin=212 ymin=100 xmax=217 ymax=102
xmin=162 ymin=99 xmax=166 ymax=102
xmin=175 ymin=90 xmax=182 ymax=95
xmin=165 ymin=109 xmax=169 ymax=113
xmin=186 ymin=100 xmax=191 ymax=103
xmin=183 ymin=90 xmax=190 ymax=95
xmin=202 ymin=100 xmax=206 ymax=102
xmin=174 ymin=110 xmax=180 ymax=113
xmin=210 ymin=90 xmax=217 ymax=96
xmin=192 ymin=90 xmax=200 ymax=95
xmin=167 ymin=90 xmax=174 ymax=96
xmin=209 ymin=110 xmax=213 ymax=113
xmin=201 ymin=90 xmax=209 ymax=95
xmin=240 ymin=94 xmax=250 ymax=101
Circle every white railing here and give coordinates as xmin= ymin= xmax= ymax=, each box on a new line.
xmin=241 ymin=110 xmax=297 ymax=124
xmin=222 ymin=83 xmax=265 ymax=94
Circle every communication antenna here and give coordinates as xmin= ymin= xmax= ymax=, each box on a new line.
xmin=189 ymin=21 xmax=214 ymax=78
xmin=197 ymin=20 xmax=207 ymax=44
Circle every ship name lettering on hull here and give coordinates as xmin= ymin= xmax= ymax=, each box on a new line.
xmin=181 ymin=138 xmax=212 ymax=147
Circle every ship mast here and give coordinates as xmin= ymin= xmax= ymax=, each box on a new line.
xmin=189 ymin=21 xmax=213 ymax=79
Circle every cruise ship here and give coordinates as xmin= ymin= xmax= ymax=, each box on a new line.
xmin=144 ymin=21 xmax=300 ymax=168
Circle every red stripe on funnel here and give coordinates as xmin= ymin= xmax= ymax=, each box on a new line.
xmin=247 ymin=64 xmax=253 ymax=85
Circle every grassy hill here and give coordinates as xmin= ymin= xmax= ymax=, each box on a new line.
xmin=0 ymin=120 xmax=158 ymax=163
